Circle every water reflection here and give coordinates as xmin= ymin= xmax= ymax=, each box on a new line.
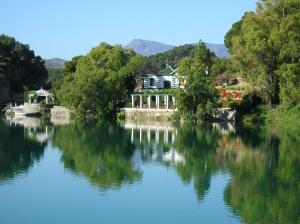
xmin=51 ymin=121 xmax=142 ymax=190
xmin=222 ymin=125 xmax=300 ymax=224
xmin=125 ymin=120 xmax=300 ymax=222
xmin=1 ymin=115 xmax=300 ymax=223
xmin=0 ymin=117 xmax=46 ymax=183
xmin=6 ymin=116 xmax=53 ymax=144
xmin=125 ymin=121 xmax=183 ymax=165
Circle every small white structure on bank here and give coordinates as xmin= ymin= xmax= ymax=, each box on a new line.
xmin=29 ymin=87 xmax=55 ymax=104
xmin=8 ymin=88 xmax=55 ymax=117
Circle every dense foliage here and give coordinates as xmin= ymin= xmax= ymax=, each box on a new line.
xmin=0 ymin=34 xmax=47 ymax=93
xmin=175 ymin=41 xmax=219 ymax=121
xmin=47 ymin=67 xmax=62 ymax=84
xmin=55 ymin=43 xmax=144 ymax=117
xmin=142 ymin=44 xmax=196 ymax=74
xmin=225 ymin=0 xmax=300 ymax=107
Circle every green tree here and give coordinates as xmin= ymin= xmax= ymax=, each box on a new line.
xmin=277 ymin=63 xmax=300 ymax=106
xmin=56 ymin=43 xmax=144 ymax=117
xmin=224 ymin=19 xmax=243 ymax=53
xmin=0 ymin=34 xmax=48 ymax=93
xmin=142 ymin=44 xmax=196 ymax=74
xmin=176 ymin=41 xmax=219 ymax=121
xmin=225 ymin=0 xmax=300 ymax=107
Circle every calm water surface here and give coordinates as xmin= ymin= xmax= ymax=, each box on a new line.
xmin=0 ymin=117 xmax=299 ymax=224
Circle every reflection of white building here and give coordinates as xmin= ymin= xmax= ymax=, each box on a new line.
xmin=6 ymin=116 xmax=52 ymax=144
xmin=163 ymin=148 xmax=184 ymax=164
xmin=124 ymin=121 xmax=184 ymax=165
xmin=124 ymin=121 xmax=176 ymax=144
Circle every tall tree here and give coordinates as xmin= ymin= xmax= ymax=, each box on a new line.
xmin=56 ymin=43 xmax=144 ymax=117
xmin=176 ymin=41 xmax=219 ymax=121
xmin=225 ymin=0 xmax=300 ymax=107
xmin=0 ymin=34 xmax=48 ymax=93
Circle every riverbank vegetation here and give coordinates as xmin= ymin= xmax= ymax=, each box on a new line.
xmin=1 ymin=0 xmax=299 ymax=123
xmin=53 ymin=43 xmax=144 ymax=118
xmin=174 ymin=41 xmax=220 ymax=121
xmin=224 ymin=0 xmax=300 ymax=123
xmin=0 ymin=34 xmax=48 ymax=107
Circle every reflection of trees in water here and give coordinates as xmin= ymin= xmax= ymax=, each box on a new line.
xmin=221 ymin=125 xmax=300 ymax=224
xmin=52 ymin=122 xmax=142 ymax=190
xmin=3 ymin=115 xmax=296 ymax=223
xmin=173 ymin=124 xmax=222 ymax=201
xmin=163 ymin=122 xmax=300 ymax=223
xmin=0 ymin=120 xmax=45 ymax=182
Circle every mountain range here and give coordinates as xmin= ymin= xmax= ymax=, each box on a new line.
xmin=126 ymin=39 xmax=229 ymax=58
xmin=45 ymin=39 xmax=229 ymax=68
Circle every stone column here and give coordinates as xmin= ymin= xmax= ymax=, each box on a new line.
xmin=157 ymin=95 xmax=160 ymax=109
xmin=172 ymin=96 xmax=175 ymax=107
xmin=166 ymin=95 xmax=169 ymax=109
xmin=131 ymin=95 xmax=134 ymax=108
xmin=140 ymin=95 xmax=142 ymax=109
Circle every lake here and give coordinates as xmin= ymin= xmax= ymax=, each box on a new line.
xmin=0 ymin=117 xmax=299 ymax=224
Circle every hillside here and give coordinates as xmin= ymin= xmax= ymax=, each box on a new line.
xmin=126 ymin=39 xmax=229 ymax=58
xmin=205 ymin=43 xmax=230 ymax=58
xmin=126 ymin=39 xmax=174 ymax=56
xmin=45 ymin=58 xmax=66 ymax=68
xmin=142 ymin=44 xmax=196 ymax=73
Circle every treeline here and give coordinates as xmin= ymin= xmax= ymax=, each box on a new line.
xmin=2 ymin=0 xmax=299 ymax=122
xmin=225 ymin=0 xmax=300 ymax=108
xmin=142 ymin=44 xmax=196 ymax=74
xmin=53 ymin=43 xmax=144 ymax=118
xmin=0 ymin=34 xmax=47 ymax=106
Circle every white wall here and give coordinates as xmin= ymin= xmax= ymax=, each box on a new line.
xmin=143 ymin=75 xmax=179 ymax=89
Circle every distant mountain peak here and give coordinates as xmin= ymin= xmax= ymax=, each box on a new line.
xmin=126 ymin=39 xmax=229 ymax=58
xmin=126 ymin=39 xmax=174 ymax=56
xmin=45 ymin=58 xmax=66 ymax=68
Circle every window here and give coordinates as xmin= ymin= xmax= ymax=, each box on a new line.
xmin=150 ymin=78 xmax=155 ymax=87
xmin=164 ymin=80 xmax=171 ymax=89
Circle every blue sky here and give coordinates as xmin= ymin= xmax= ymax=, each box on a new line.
xmin=0 ymin=0 xmax=257 ymax=60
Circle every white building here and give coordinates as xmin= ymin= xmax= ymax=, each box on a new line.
xmin=141 ymin=65 xmax=184 ymax=90
xmin=127 ymin=65 xmax=184 ymax=111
